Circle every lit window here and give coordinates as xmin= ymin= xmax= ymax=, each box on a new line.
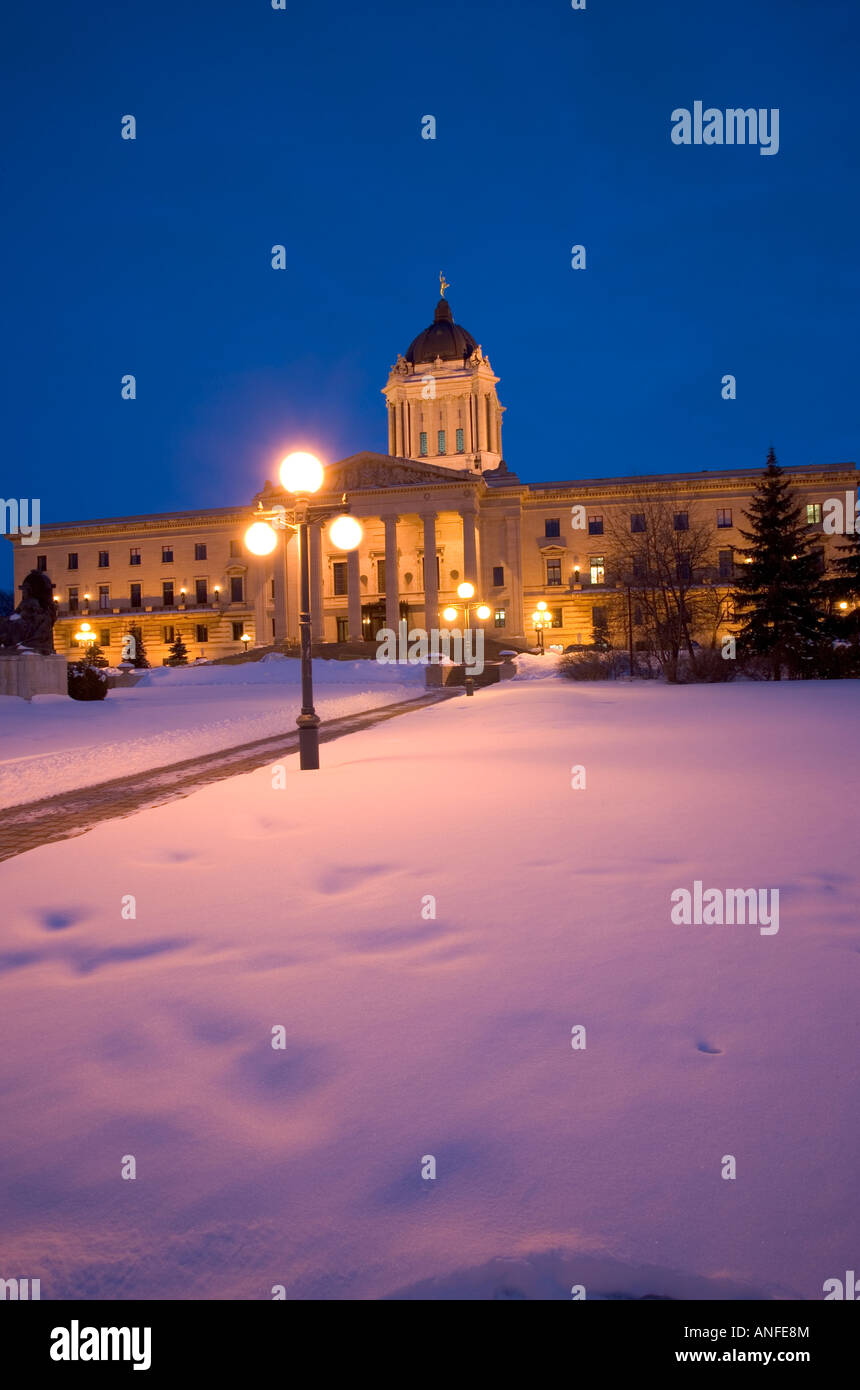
xmin=494 ymin=608 xmax=506 ymax=627
xmin=546 ymin=558 xmax=562 ymax=586
xmin=806 ymin=503 xmax=822 ymax=525
xmin=590 ymin=555 xmax=605 ymax=586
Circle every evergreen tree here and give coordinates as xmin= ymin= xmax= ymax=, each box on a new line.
xmin=826 ymin=521 xmax=860 ymax=636
xmin=732 ymin=448 xmax=824 ymax=679
xmin=168 ymin=633 xmax=189 ymax=666
xmin=591 ymin=611 xmax=612 ymax=651
xmin=80 ymin=640 xmax=109 ymax=669
xmin=127 ymin=624 xmax=151 ymax=668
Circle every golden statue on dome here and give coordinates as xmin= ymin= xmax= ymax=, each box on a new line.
xmin=439 ymin=271 xmax=450 ymax=298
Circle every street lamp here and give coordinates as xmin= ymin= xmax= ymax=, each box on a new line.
xmin=74 ymin=621 xmax=97 ymax=651
xmin=531 ymin=608 xmax=550 ymax=654
xmin=244 ymin=451 xmax=363 ymax=771
xmin=449 ymin=580 xmax=490 ymax=629
xmin=240 ymin=632 xmax=251 ymax=654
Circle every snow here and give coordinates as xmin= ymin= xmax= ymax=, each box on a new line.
xmin=0 ymin=658 xmax=426 ymax=808
xmin=0 ymin=678 xmax=857 ymax=1300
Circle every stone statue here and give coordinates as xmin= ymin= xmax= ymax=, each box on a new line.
xmin=0 ymin=569 xmax=57 ymax=654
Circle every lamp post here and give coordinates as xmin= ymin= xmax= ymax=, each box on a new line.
xmin=531 ymin=600 xmax=550 ymax=654
xmin=244 ymin=451 xmax=362 ymax=771
xmin=240 ymin=631 xmax=251 ymax=655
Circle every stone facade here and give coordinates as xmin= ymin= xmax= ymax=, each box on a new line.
xmin=6 ymin=296 xmax=858 ymax=663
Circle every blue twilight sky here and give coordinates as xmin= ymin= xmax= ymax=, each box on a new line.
xmin=1 ymin=0 xmax=858 ymax=586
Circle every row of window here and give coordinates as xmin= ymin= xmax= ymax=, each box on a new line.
xmin=63 ymin=577 xmax=245 ymax=611
xmin=72 ymin=621 xmax=246 ymax=649
xmin=37 ymin=541 xmax=241 ymax=573
xmin=543 ymin=504 xmax=824 ymax=538
xmin=546 ymin=545 xmax=828 ymax=587
xmin=418 ymin=429 xmax=466 ymax=457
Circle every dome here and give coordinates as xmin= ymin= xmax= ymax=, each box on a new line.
xmin=405 ymin=297 xmax=477 ymax=365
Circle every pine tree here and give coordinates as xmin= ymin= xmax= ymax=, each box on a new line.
xmin=827 ymin=522 xmax=860 ymax=636
xmin=591 ymin=611 xmax=612 ymax=651
xmin=80 ymin=640 xmax=109 ymax=669
xmin=732 ymin=448 xmax=824 ymax=679
xmin=127 ymin=624 xmax=151 ymax=668
xmin=168 ymin=633 xmax=189 ymax=666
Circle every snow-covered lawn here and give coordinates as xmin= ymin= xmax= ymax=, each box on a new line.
xmin=0 ymin=677 xmax=857 ymax=1300
xmin=0 ymin=657 xmax=426 ymax=808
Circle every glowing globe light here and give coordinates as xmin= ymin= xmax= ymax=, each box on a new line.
xmin=536 ymin=600 xmax=548 ymax=611
xmin=476 ymin=605 xmax=491 ymax=621
xmin=328 ymin=514 xmax=363 ymax=552
xmin=457 ymin=581 xmax=475 ymax=600
xmin=280 ymin=451 xmax=324 ymax=495
xmin=442 ymin=606 xmax=458 ymax=622
xmin=244 ymin=521 xmax=278 ymax=556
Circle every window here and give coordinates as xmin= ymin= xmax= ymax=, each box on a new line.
xmin=676 ymin=556 xmax=691 ymax=583
xmin=588 ymin=516 xmax=604 ymax=535
xmin=195 ymin=579 xmax=208 ymax=606
xmin=551 ymin=608 xmax=563 ymax=628
xmin=68 ymin=552 xmax=79 ymax=570
xmin=332 ymin=561 xmax=347 ymax=596
xmin=716 ymin=508 xmax=733 ymax=528
xmin=162 ymin=581 xmax=174 ymax=606
xmin=230 ymin=575 xmax=243 ymax=603
xmin=633 ymin=606 xmax=643 ymax=626
xmin=437 ymin=429 xmax=446 ymax=455
xmin=718 ymin=549 xmax=734 ymax=580
xmin=99 ymin=629 xmax=111 ymax=647
xmin=195 ymin=624 xmax=208 ymax=642
xmin=812 ymin=547 xmax=826 ymax=575
xmin=494 ymin=608 xmax=506 ymax=627
xmin=545 ymin=518 xmax=561 ymax=538
xmin=336 ymin=616 xmax=349 ymax=643
xmin=68 ymin=587 xmax=79 ymax=613
xmin=129 ymin=547 xmax=141 ymax=566
xmin=377 ymin=558 xmax=386 ymax=593
xmin=589 ymin=555 xmax=605 ymax=586
xmin=230 ymin=539 xmax=241 ymax=557
xmin=162 ymin=625 xmax=175 ymax=643
xmin=674 ymin=512 xmax=689 ymax=531
xmin=806 ymin=503 xmax=822 ymax=526
xmin=632 ymin=556 xmax=647 ymax=580
xmin=546 ymin=558 xmax=562 ymax=586
xmin=99 ymin=585 xmax=110 ymax=610
xmin=195 ymin=543 xmax=207 ymax=561
xmin=162 ymin=545 xmax=173 ymax=563
xmin=456 ymin=428 xmax=464 ymax=453
xmin=98 ymin=550 xmax=109 ymax=568
xmin=492 ymin=565 xmax=504 ymax=586
xmin=419 ymin=432 xmax=428 ymax=457
xmin=130 ymin=583 xmax=142 ymax=608
xmin=231 ymin=621 xmax=244 ymax=641
xmin=36 ymin=555 xmax=47 ymax=571
xmin=592 ymin=605 xmax=607 ymax=625
xmin=630 ymin=514 xmax=646 ymax=533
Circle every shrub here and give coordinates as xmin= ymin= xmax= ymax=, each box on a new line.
xmin=68 ymin=662 xmax=108 ymax=701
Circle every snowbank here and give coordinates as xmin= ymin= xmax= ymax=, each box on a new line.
xmin=0 ymin=679 xmax=856 ymax=1299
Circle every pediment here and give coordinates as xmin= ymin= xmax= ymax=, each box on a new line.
xmin=325 ymin=452 xmax=467 ymax=493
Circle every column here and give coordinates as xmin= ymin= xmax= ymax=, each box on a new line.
xmin=421 ymin=511 xmax=438 ymax=628
xmin=309 ymin=521 xmax=325 ymax=641
xmin=461 ymin=505 xmax=478 ymax=587
xmin=505 ymin=513 xmax=524 ymax=637
xmin=384 ymin=515 xmax=400 ymax=631
xmin=387 ymin=407 xmax=395 ymax=455
xmin=272 ymin=530 xmax=288 ymax=643
xmin=347 ymin=545 xmax=361 ymax=641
